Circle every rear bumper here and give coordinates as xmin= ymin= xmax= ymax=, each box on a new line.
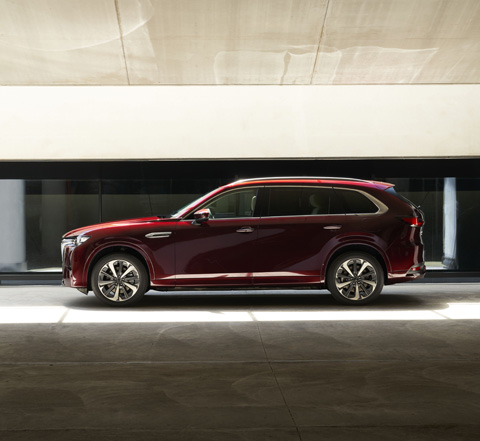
xmin=406 ymin=262 xmax=427 ymax=277
xmin=387 ymin=262 xmax=426 ymax=285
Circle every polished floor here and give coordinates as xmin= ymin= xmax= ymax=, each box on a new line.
xmin=0 ymin=284 xmax=479 ymax=440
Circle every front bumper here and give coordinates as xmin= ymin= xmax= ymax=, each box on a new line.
xmin=61 ymin=243 xmax=88 ymax=290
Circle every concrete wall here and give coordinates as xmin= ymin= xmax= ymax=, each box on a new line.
xmin=0 ymin=85 xmax=479 ymax=160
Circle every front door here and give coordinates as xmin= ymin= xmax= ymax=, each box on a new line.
xmin=174 ymin=187 xmax=260 ymax=286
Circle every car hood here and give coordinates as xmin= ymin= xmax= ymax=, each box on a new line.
xmin=63 ymin=216 xmax=173 ymax=238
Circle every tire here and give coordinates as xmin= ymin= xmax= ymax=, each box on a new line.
xmin=327 ymin=252 xmax=384 ymax=305
xmin=91 ymin=253 xmax=149 ymax=307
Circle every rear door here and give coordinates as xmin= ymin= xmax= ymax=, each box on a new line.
xmin=253 ymin=185 xmax=346 ymax=285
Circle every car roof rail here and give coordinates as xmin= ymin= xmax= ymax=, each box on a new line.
xmin=231 ymin=176 xmax=372 ymax=185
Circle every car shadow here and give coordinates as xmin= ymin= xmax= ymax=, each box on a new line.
xmin=62 ymin=288 xmax=465 ymax=312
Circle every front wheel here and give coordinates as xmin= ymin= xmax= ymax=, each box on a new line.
xmin=327 ymin=252 xmax=384 ymax=305
xmin=91 ymin=253 xmax=149 ymax=307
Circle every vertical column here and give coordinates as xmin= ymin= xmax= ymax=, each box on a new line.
xmin=443 ymin=177 xmax=457 ymax=269
xmin=41 ymin=181 xmax=67 ymax=269
xmin=0 ymin=180 xmax=26 ymax=271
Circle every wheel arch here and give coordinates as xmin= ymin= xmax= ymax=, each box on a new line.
xmin=86 ymin=245 xmax=152 ymax=291
xmin=324 ymin=244 xmax=389 ymax=286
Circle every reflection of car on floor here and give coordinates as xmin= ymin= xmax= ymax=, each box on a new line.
xmin=61 ymin=177 xmax=425 ymax=306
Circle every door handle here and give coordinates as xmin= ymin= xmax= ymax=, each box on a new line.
xmin=236 ymin=227 xmax=255 ymax=233
xmin=145 ymin=232 xmax=172 ymax=239
xmin=323 ymin=225 xmax=342 ymax=230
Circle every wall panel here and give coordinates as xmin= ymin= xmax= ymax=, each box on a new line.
xmin=0 ymin=85 xmax=479 ymax=160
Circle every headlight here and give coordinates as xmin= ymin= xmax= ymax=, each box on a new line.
xmin=61 ymin=235 xmax=90 ymax=258
xmin=74 ymin=236 xmax=90 ymax=246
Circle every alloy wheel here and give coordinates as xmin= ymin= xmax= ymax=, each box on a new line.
xmin=334 ymin=257 xmax=378 ymax=301
xmin=97 ymin=259 xmax=141 ymax=302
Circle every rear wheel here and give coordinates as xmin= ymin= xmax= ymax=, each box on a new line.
xmin=327 ymin=252 xmax=384 ymax=305
xmin=91 ymin=253 xmax=148 ymax=307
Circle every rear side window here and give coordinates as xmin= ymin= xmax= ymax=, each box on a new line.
xmin=265 ymin=187 xmax=343 ymax=217
xmin=335 ymin=189 xmax=379 ymax=214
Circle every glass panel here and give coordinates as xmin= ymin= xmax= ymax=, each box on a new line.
xmin=0 ymin=180 xmax=25 ymax=271
xmin=203 ymin=188 xmax=258 ymax=219
xmin=101 ymin=179 xmax=224 ymax=222
xmin=27 ymin=180 xmax=100 ymax=271
xmin=312 ymin=187 xmax=345 ymax=214
xmin=0 ymin=180 xmax=100 ymax=272
xmin=1 ymin=175 xmax=478 ymax=275
xmin=266 ymin=187 xmax=342 ymax=217
xmin=307 ymin=187 xmax=344 ymax=215
xmin=387 ymin=178 xmax=444 ymax=269
xmin=101 ymin=180 xmax=170 ymax=222
xmin=335 ymin=189 xmax=379 ymax=214
xmin=267 ymin=187 xmax=303 ymax=216
xmin=455 ymin=178 xmax=480 ymax=271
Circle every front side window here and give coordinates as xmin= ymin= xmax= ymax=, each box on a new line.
xmin=201 ymin=188 xmax=258 ymax=219
xmin=265 ymin=186 xmax=343 ymax=217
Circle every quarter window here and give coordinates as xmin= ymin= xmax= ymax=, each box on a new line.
xmin=335 ymin=189 xmax=379 ymax=214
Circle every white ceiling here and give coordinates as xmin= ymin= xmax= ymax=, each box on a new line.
xmin=1 ymin=0 xmax=479 ymax=85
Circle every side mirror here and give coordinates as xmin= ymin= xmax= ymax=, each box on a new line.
xmin=193 ymin=208 xmax=211 ymax=225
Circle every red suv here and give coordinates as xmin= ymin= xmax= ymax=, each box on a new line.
xmin=61 ymin=177 xmax=425 ymax=306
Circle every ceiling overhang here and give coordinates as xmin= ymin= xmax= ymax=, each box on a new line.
xmin=1 ymin=0 xmax=479 ymax=86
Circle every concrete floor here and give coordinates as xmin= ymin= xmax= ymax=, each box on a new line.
xmin=0 ymin=284 xmax=479 ymax=440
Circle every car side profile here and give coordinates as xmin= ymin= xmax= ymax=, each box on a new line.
xmin=61 ymin=177 xmax=426 ymax=306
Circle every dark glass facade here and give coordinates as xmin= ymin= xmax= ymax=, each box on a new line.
xmin=0 ymin=159 xmax=479 ymax=277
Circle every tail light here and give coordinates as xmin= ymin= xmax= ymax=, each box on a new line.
xmin=407 ymin=263 xmax=426 ymax=275
xmin=400 ymin=217 xmax=425 ymax=227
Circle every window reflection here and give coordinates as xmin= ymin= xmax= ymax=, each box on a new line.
xmin=386 ymin=177 xmax=480 ymax=271
xmin=101 ymin=179 xmax=222 ymax=222
xmin=25 ymin=180 xmax=99 ymax=271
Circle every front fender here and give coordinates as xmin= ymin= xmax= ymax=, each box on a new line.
xmin=82 ymin=240 xmax=157 ymax=286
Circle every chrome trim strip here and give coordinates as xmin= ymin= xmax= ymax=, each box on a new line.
xmin=176 ymin=272 xmax=250 ymax=280
xmin=60 ymin=238 xmax=75 ymax=259
xmin=236 ymin=227 xmax=255 ymax=233
xmin=145 ymin=232 xmax=172 ymax=239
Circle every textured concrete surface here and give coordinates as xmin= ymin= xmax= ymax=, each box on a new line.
xmin=2 ymin=0 xmax=480 ymax=85
xmin=0 ymin=284 xmax=480 ymax=440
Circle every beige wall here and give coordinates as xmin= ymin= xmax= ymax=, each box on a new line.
xmin=0 ymin=85 xmax=479 ymax=160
